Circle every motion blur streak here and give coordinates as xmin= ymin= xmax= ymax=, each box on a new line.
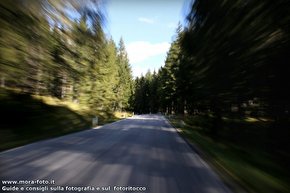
xmin=0 ymin=0 xmax=134 ymax=150
xmin=0 ymin=0 xmax=104 ymax=96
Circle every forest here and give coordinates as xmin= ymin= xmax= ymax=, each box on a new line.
xmin=0 ymin=0 xmax=133 ymax=112
xmin=0 ymin=0 xmax=133 ymax=150
xmin=131 ymin=0 xmax=290 ymax=192
xmin=132 ymin=0 xmax=290 ymax=153
xmin=1 ymin=0 xmax=290 ymax=192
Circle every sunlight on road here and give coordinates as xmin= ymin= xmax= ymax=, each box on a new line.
xmin=131 ymin=114 xmax=164 ymax=120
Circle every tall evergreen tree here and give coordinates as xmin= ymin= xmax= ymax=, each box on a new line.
xmin=115 ymin=38 xmax=133 ymax=111
xmin=0 ymin=0 xmax=134 ymax=117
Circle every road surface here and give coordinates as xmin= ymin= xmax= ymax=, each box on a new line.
xmin=0 ymin=115 xmax=232 ymax=193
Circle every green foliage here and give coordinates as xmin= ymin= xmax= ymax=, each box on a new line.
xmin=132 ymin=2 xmax=290 ymax=188
xmin=0 ymin=1 xmax=133 ymax=115
xmin=115 ymin=38 xmax=134 ymax=111
xmin=133 ymin=0 xmax=290 ymax=143
xmin=0 ymin=1 xmax=134 ymax=151
xmin=180 ymin=0 xmax=290 ymax=141
xmin=132 ymin=70 xmax=160 ymax=114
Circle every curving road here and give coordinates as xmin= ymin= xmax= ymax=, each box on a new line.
xmin=0 ymin=115 xmax=232 ymax=193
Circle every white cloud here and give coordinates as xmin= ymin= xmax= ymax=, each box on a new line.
xmin=126 ymin=41 xmax=170 ymax=64
xmin=138 ymin=17 xmax=155 ymax=24
xmin=132 ymin=64 xmax=161 ymax=78
xmin=132 ymin=66 xmax=150 ymax=78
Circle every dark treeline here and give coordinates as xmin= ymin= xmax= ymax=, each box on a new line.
xmin=132 ymin=0 xmax=290 ymax=151
xmin=0 ymin=0 xmax=133 ymax=113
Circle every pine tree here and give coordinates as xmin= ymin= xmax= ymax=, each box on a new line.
xmin=115 ymin=38 xmax=133 ymax=111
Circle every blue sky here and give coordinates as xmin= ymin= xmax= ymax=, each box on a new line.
xmin=104 ymin=0 xmax=190 ymax=77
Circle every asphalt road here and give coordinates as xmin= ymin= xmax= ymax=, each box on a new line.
xmin=0 ymin=115 xmax=232 ymax=193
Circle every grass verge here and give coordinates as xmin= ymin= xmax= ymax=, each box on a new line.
xmin=167 ymin=115 xmax=289 ymax=193
xmin=0 ymin=88 xmax=127 ymax=151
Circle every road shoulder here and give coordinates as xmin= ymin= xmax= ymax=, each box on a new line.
xmin=165 ymin=116 xmax=248 ymax=193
